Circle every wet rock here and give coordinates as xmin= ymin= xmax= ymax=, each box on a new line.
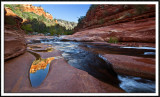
xmin=4 ymin=29 xmax=27 ymax=61
xmin=25 ymin=35 xmax=54 ymax=44
xmin=4 ymin=44 xmax=124 ymax=93
xmin=103 ymin=54 xmax=155 ymax=80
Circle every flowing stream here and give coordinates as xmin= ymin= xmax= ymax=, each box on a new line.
xmin=29 ymin=37 xmax=155 ymax=93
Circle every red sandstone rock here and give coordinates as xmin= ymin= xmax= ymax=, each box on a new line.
xmin=4 ymin=8 xmax=27 ymax=61
xmin=4 ymin=43 xmax=124 ymax=93
xmin=4 ymin=29 xmax=27 ymax=61
xmin=75 ymin=5 xmax=155 ymax=32
xmin=5 ymin=7 xmax=17 ymax=17
xmin=69 ymin=4 xmax=155 ymax=44
xmin=63 ymin=17 xmax=155 ymax=43
xmin=22 ymin=4 xmax=53 ymax=20
xmin=103 ymin=54 xmax=155 ymax=80
xmin=5 ymin=8 xmax=23 ymax=31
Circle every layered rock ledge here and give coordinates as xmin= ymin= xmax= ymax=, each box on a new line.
xmin=4 ymin=29 xmax=27 ymax=61
xmin=62 ymin=17 xmax=155 ymax=43
xmin=4 ymin=41 xmax=124 ymax=93
xmin=103 ymin=54 xmax=155 ymax=80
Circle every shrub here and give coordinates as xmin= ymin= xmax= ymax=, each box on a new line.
xmin=114 ymin=8 xmax=119 ymax=13
xmin=5 ymin=16 xmax=16 ymax=25
xmin=78 ymin=16 xmax=85 ymax=24
xmin=22 ymin=12 xmax=39 ymax=20
xmin=88 ymin=4 xmax=98 ymax=11
xmin=108 ymin=37 xmax=118 ymax=43
xmin=104 ymin=11 xmax=108 ymax=16
xmin=21 ymin=24 xmax=33 ymax=33
xmin=98 ymin=19 xmax=104 ymax=24
xmin=126 ymin=12 xmax=132 ymax=17
xmin=5 ymin=4 xmax=15 ymax=11
xmin=123 ymin=5 xmax=129 ymax=9
xmin=134 ymin=5 xmax=150 ymax=15
xmin=5 ymin=4 xmax=75 ymax=35
xmin=101 ymin=5 xmax=105 ymax=9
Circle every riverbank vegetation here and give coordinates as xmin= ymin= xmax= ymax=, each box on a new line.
xmin=5 ymin=4 xmax=76 ymax=35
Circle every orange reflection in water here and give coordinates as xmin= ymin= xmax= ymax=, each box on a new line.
xmin=30 ymin=57 xmax=55 ymax=73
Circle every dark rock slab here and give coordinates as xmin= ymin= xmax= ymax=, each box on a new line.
xmin=103 ymin=54 xmax=155 ymax=80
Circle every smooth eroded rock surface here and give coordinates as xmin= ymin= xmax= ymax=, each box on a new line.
xmin=63 ymin=17 xmax=155 ymax=43
xmin=63 ymin=5 xmax=155 ymax=44
xmin=103 ymin=54 xmax=155 ymax=80
xmin=4 ymin=29 xmax=27 ymax=61
xmin=4 ymin=44 xmax=124 ymax=93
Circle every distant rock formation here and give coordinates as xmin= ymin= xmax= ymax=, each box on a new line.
xmin=57 ymin=19 xmax=77 ymax=30
xmin=22 ymin=4 xmax=53 ymax=20
xmin=5 ymin=4 xmax=77 ymax=32
xmin=64 ymin=4 xmax=155 ymax=43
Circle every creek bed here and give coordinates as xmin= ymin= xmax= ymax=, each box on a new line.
xmin=29 ymin=39 xmax=155 ymax=93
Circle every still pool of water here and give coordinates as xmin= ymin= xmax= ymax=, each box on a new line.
xmin=30 ymin=64 xmax=50 ymax=88
xmin=30 ymin=39 xmax=155 ymax=92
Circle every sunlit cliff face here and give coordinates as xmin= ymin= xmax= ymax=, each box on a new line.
xmin=22 ymin=4 xmax=53 ymax=20
xmin=30 ymin=57 xmax=55 ymax=73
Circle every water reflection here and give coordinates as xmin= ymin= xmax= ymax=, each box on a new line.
xmin=41 ymin=42 xmax=121 ymax=87
xmin=41 ymin=41 xmax=155 ymax=92
xmin=28 ymin=50 xmax=61 ymax=87
xmin=29 ymin=57 xmax=55 ymax=73
xmin=33 ymin=40 xmax=155 ymax=92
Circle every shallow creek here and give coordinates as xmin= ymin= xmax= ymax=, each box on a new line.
xmin=28 ymin=38 xmax=155 ymax=93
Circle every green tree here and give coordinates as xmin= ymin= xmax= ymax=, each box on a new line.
xmin=21 ymin=24 xmax=33 ymax=33
xmin=134 ymin=5 xmax=150 ymax=15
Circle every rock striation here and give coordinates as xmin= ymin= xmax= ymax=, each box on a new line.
xmin=64 ymin=4 xmax=155 ymax=43
xmin=4 ymin=29 xmax=27 ymax=61
xmin=103 ymin=54 xmax=155 ymax=80
xmin=4 ymin=8 xmax=27 ymax=61
xmin=4 ymin=42 xmax=124 ymax=93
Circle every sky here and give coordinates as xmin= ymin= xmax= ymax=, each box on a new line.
xmin=33 ymin=4 xmax=91 ymax=23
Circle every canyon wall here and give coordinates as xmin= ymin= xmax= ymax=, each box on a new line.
xmin=64 ymin=4 xmax=155 ymax=43
xmin=22 ymin=4 xmax=53 ymax=20
xmin=4 ymin=8 xmax=27 ymax=61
